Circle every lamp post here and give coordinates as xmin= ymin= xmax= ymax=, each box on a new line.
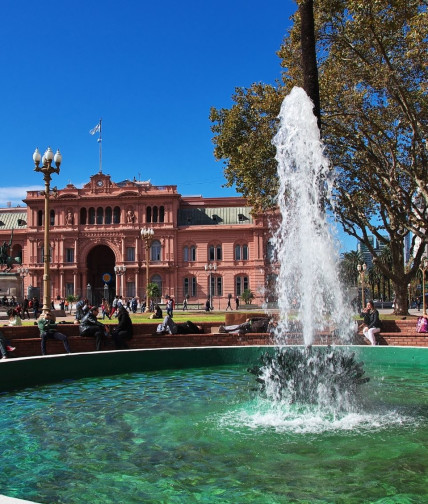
xmin=357 ymin=263 xmax=367 ymax=309
xmin=419 ymin=257 xmax=428 ymax=315
xmin=114 ymin=265 xmax=127 ymax=298
xmin=204 ymin=262 xmax=217 ymax=310
xmin=33 ymin=147 xmax=62 ymax=314
xmin=16 ymin=267 xmax=30 ymax=300
xmin=140 ymin=227 xmax=154 ymax=312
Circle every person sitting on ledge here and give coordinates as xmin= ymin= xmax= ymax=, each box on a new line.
xmin=156 ymin=315 xmax=203 ymax=335
xmin=0 ymin=330 xmax=16 ymax=359
xmin=218 ymin=316 xmax=273 ymax=335
xmin=110 ymin=306 xmax=133 ymax=349
xmin=37 ymin=311 xmax=71 ymax=356
xmin=79 ymin=306 xmax=110 ymax=351
xmin=360 ymin=300 xmax=382 ymax=345
xmin=6 ymin=308 xmax=22 ymax=327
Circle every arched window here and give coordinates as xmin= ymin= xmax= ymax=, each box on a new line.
xmin=151 ymin=240 xmax=162 ymax=261
xmin=88 ymin=207 xmax=95 ymax=225
xmin=113 ymin=206 xmax=120 ymax=224
xmin=96 ymin=207 xmax=104 ymax=225
xmin=105 ymin=207 xmax=112 ymax=224
xmin=80 ymin=208 xmax=87 ymax=225
xmin=153 ymin=206 xmax=158 ymax=223
xmin=209 ymin=244 xmax=222 ymax=261
xmin=235 ymin=245 xmax=241 ymax=260
xmin=146 ymin=206 xmax=152 ymax=223
xmin=50 ymin=209 xmax=55 ymax=226
xmin=37 ymin=210 xmax=43 ymax=227
xmin=183 ymin=245 xmax=196 ymax=262
xmin=235 ymin=244 xmax=249 ymax=261
xmin=266 ymin=240 xmax=276 ymax=263
xmin=151 ymin=274 xmax=162 ymax=298
xmin=159 ymin=206 xmax=165 ymax=223
xmin=235 ymin=276 xmax=249 ymax=296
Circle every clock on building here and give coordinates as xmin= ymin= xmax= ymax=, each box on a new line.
xmin=96 ymin=180 xmax=103 ymax=187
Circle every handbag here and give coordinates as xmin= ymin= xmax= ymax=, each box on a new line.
xmin=416 ymin=316 xmax=428 ymax=333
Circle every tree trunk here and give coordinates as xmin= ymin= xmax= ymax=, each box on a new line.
xmin=299 ymin=0 xmax=321 ymax=130
xmin=393 ymin=280 xmax=409 ymax=316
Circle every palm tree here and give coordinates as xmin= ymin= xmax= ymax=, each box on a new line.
xmin=339 ymin=250 xmax=364 ymax=287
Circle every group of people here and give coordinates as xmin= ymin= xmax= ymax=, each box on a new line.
xmin=37 ymin=303 xmax=134 ymax=355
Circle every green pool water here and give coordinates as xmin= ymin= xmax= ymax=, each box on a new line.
xmin=1 ymin=356 xmax=427 ymax=503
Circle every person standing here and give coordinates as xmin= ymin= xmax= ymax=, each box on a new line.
xmin=183 ymin=298 xmax=188 ymax=311
xmin=235 ymin=296 xmax=240 ymax=310
xmin=22 ymin=296 xmax=30 ymax=319
xmin=32 ymin=297 xmax=40 ymax=319
xmin=361 ymin=300 xmax=382 ymax=346
xmin=226 ymin=295 xmax=233 ymax=311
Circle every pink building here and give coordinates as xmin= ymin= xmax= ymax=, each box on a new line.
xmin=0 ymin=172 xmax=275 ymax=308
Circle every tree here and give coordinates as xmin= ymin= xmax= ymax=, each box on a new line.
xmin=241 ymin=289 xmax=255 ymax=305
xmin=339 ymin=250 xmax=364 ymax=287
xmin=210 ymin=0 xmax=427 ymax=315
xmin=146 ymin=282 xmax=160 ymax=309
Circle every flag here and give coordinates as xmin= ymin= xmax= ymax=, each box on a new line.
xmin=89 ymin=122 xmax=101 ymax=135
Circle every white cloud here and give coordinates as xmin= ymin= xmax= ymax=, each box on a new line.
xmin=0 ymin=186 xmax=43 ymax=208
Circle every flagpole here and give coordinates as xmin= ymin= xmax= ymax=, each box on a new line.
xmin=98 ymin=118 xmax=102 ymax=174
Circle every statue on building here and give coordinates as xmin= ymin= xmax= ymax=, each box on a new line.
xmin=65 ymin=209 xmax=74 ymax=226
xmin=0 ymin=229 xmax=21 ymax=272
xmin=126 ymin=209 xmax=136 ymax=223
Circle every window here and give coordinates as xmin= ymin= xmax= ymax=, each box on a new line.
xmin=151 ymin=274 xmax=162 ymax=297
xmin=209 ymin=275 xmax=222 ymax=296
xmin=151 ymin=240 xmax=161 ymax=261
xmin=266 ymin=240 xmax=276 ymax=263
xmin=88 ymin=207 xmax=95 ymax=225
xmin=65 ymin=283 xmax=74 ymax=296
xmin=146 ymin=206 xmax=152 ymax=222
xmin=126 ymin=247 xmax=135 ymax=261
xmin=96 ymin=207 xmax=104 ymax=225
xmin=50 ymin=209 xmax=55 ymax=226
xmin=183 ymin=245 xmax=196 ymax=262
xmin=159 ymin=206 xmax=165 ymax=222
xmin=126 ymin=281 xmax=135 ymax=297
xmin=209 ymin=244 xmax=222 ymax=261
xmin=235 ymin=244 xmax=249 ymax=261
xmin=80 ymin=208 xmax=87 ymax=225
xmin=105 ymin=207 xmax=112 ymax=224
xmin=235 ymin=276 xmax=249 ymax=296
xmin=65 ymin=248 xmax=74 ymax=263
xmin=113 ymin=206 xmax=120 ymax=224
xmin=37 ymin=210 xmax=43 ymax=227
xmin=184 ymin=277 xmax=197 ymax=297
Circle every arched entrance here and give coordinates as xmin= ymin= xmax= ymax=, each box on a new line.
xmin=86 ymin=245 xmax=115 ymax=305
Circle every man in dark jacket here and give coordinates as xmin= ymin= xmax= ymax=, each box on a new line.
xmin=111 ymin=306 xmax=133 ymax=349
xmin=79 ymin=306 xmax=109 ymax=351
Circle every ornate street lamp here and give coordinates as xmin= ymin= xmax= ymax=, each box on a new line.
xmin=357 ymin=263 xmax=367 ymax=309
xmin=140 ymin=227 xmax=154 ymax=312
xmin=204 ymin=262 xmax=217 ymax=310
xmin=16 ymin=267 xmax=30 ymax=300
xmin=114 ymin=265 xmax=127 ymax=298
xmin=419 ymin=257 xmax=428 ymax=315
xmin=33 ymin=147 xmax=61 ymax=314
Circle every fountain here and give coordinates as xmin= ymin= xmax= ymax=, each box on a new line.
xmin=0 ymin=88 xmax=426 ymax=503
xmin=271 ymin=86 xmax=352 ymax=346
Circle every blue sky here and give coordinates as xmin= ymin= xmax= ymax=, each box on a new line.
xmin=0 ymin=0 xmax=356 ymax=252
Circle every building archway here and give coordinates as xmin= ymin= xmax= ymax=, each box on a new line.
xmin=86 ymin=245 xmax=116 ymax=305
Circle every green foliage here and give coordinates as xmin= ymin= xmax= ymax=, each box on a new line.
xmin=146 ymin=282 xmax=160 ymax=301
xmin=210 ymin=0 xmax=427 ymax=314
xmin=241 ymin=289 xmax=255 ymax=304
